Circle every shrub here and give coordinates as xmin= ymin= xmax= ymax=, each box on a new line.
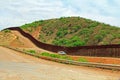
xmin=94 ymin=30 xmax=107 ymax=42
xmin=88 ymin=22 xmax=99 ymax=28
xmin=3 ymin=29 xmax=11 ymax=33
xmin=40 ymin=52 xmax=50 ymax=56
xmin=112 ymin=33 xmax=120 ymax=38
xmin=95 ymin=35 xmax=103 ymax=42
xmin=56 ymin=28 xmax=68 ymax=38
xmin=77 ymin=57 xmax=88 ymax=62
xmin=26 ymin=50 xmax=36 ymax=54
xmin=69 ymin=25 xmax=81 ymax=33
xmin=40 ymin=52 xmax=72 ymax=60
xmin=52 ymin=38 xmax=68 ymax=46
xmin=79 ymin=28 xmax=93 ymax=37
xmin=68 ymin=36 xmax=85 ymax=47
xmin=53 ymin=36 xmax=85 ymax=47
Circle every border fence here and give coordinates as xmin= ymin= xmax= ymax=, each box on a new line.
xmin=6 ymin=27 xmax=120 ymax=57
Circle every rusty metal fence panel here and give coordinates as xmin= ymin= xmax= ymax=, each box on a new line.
xmin=6 ymin=27 xmax=120 ymax=57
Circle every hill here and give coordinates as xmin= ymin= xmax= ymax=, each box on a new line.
xmin=0 ymin=29 xmax=16 ymax=46
xmin=20 ymin=17 xmax=120 ymax=47
xmin=0 ymin=29 xmax=37 ymax=48
xmin=1 ymin=17 xmax=120 ymax=47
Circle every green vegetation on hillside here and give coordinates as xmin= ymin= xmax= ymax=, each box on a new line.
xmin=3 ymin=29 xmax=11 ymax=33
xmin=20 ymin=17 xmax=120 ymax=47
xmin=21 ymin=20 xmax=43 ymax=33
xmin=53 ymin=36 xmax=85 ymax=47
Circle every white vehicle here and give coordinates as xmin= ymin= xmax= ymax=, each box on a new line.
xmin=58 ymin=51 xmax=66 ymax=55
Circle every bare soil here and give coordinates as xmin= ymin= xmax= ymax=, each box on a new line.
xmin=31 ymin=26 xmax=41 ymax=39
xmin=1 ymin=29 xmax=120 ymax=65
xmin=4 ymin=30 xmax=120 ymax=65
xmin=71 ymin=56 xmax=120 ymax=65
xmin=10 ymin=31 xmax=36 ymax=48
xmin=0 ymin=46 xmax=120 ymax=80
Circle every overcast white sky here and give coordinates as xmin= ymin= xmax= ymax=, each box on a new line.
xmin=0 ymin=0 xmax=120 ymax=30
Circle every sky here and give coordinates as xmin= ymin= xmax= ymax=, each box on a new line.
xmin=0 ymin=0 xmax=120 ymax=30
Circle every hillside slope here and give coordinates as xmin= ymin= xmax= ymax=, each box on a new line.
xmin=0 ymin=29 xmax=16 ymax=46
xmin=20 ymin=17 xmax=120 ymax=47
xmin=0 ymin=29 xmax=37 ymax=48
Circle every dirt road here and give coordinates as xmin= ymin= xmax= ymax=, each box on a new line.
xmin=0 ymin=46 xmax=120 ymax=80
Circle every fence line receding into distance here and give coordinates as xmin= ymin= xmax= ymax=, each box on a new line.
xmin=6 ymin=27 xmax=120 ymax=58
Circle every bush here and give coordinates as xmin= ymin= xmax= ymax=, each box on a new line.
xmin=52 ymin=38 xmax=68 ymax=46
xmin=95 ymin=35 xmax=103 ymax=42
xmin=94 ymin=30 xmax=107 ymax=42
xmin=112 ymin=33 xmax=120 ymax=38
xmin=26 ymin=50 xmax=36 ymax=54
xmin=88 ymin=22 xmax=99 ymax=28
xmin=79 ymin=28 xmax=93 ymax=37
xmin=77 ymin=57 xmax=88 ymax=62
xmin=56 ymin=28 xmax=68 ymax=38
xmin=68 ymin=36 xmax=85 ymax=47
xmin=53 ymin=36 xmax=85 ymax=47
xmin=40 ymin=52 xmax=72 ymax=60
xmin=3 ymin=29 xmax=11 ymax=33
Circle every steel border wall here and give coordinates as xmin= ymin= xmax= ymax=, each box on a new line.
xmin=6 ymin=27 xmax=120 ymax=57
